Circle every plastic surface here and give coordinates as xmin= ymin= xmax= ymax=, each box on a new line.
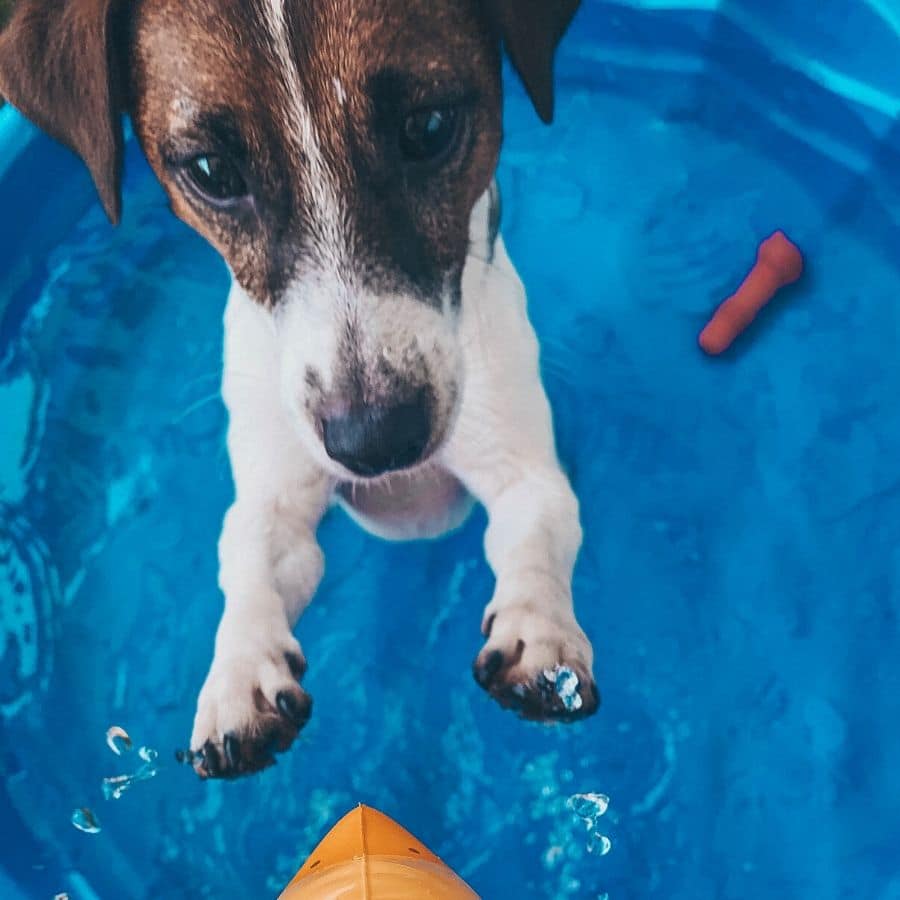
xmin=279 ymin=806 xmax=478 ymax=899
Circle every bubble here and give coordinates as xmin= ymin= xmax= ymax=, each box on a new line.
xmin=544 ymin=845 xmax=564 ymax=867
xmin=102 ymin=774 xmax=132 ymax=801
xmin=566 ymin=792 xmax=612 ymax=857
xmin=71 ymin=807 xmax=101 ymax=834
xmin=105 ymin=725 xmax=132 ymax=756
xmin=588 ymin=833 xmax=612 ymax=856
xmin=54 ymin=894 xmax=70 ymax=900
xmin=566 ymin=792 xmax=610 ymax=820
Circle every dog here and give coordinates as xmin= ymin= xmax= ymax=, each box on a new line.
xmin=0 ymin=0 xmax=598 ymax=779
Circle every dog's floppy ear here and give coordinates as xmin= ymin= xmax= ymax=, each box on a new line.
xmin=483 ymin=0 xmax=581 ymax=124
xmin=0 ymin=0 xmax=126 ymax=223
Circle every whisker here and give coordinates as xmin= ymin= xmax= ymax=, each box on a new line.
xmin=172 ymin=391 xmax=223 ymax=424
xmin=222 ymin=369 xmax=267 ymax=382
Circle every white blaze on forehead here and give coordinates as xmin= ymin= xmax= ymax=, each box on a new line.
xmin=168 ymin=96 xmax=197 ymax=118
xmin=332 ymin=77 xmax=347 ymax=106
xmin=277 ymin=272 xmax=345 ymax=397
xmin=167 ymin=95 xmax=202 ymax=130
xmin=260 ymin=0 xmax=350 ymax=275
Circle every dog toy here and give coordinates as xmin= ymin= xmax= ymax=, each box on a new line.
xmin=279 ymin=804 xmax=478 ymax=898
xmin=699 ymin=231 xmax=804 ymax=355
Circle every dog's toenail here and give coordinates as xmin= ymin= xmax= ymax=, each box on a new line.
xmin=285 ymin=652 xmax=307 ymax=679
xmin=277 ymin=691 xmax=311 ymax=725
xmin=203 ymin=740 xmax=222 ymax=778
xmin=474 ymin=650 xmax=504 ymax=687
xmin=224 ymin=733 xmax=240 ymax=770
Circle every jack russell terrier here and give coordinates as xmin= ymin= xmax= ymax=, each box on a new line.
xmin=0 ymin=0 xmax=598 ymax=779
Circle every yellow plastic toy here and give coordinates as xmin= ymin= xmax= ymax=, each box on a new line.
xmin=279 ymin=804 xmax=480 ymax=898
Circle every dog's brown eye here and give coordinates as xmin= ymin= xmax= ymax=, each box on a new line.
xmin=399 ymin=107 xmax=460 ymax=164
xmin=185 ymin=154 xmax=247 ymax=203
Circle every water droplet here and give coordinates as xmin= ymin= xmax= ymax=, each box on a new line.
xmin=102 ymin=745 xmax=160 ymax=800
xmin=138 ymin=746 xmax=158 ymax=763
xmin=587 ymin=832 xmax=612 ymax=856
xmin=71 ymin=807 xmax=101 ymax=834
xmin=567 ymin=792 xmax=610 ymax=820
xmin=102 ymin=774 xmax=131 ymax=801
xmin=105 ymin=725 xmax=132 ymax=756
xmin=544 ymin=845 xmax=564 ymax=867
xmin=549 ymin=666 xmax=583 ymax=711
xmin=102 ymin=765 xmax=158 ymax=800
xmin=54 ymin=893 xmax=69 ymax=900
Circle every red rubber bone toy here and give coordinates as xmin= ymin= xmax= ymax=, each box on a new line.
xmin=699 ymin=230 xmax=804 ymax=355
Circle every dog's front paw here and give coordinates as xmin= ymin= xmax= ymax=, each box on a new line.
xmin=189 ymin=629 xmax=311 ymax=779
xmin=473 ymin=603 xmax=599 ymax=722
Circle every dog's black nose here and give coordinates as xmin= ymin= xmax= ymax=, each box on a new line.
xmin=322 ymin=393 xmax=431 ymax=477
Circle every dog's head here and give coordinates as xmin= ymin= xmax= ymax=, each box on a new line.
xmin=0 ymin=0 xmax=579 ymax=478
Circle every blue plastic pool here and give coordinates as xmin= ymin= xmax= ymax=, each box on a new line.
xmin=3 ymin=1 xmax=900 ymax=897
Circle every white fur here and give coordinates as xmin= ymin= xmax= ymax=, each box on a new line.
xmin=260 ymin=0 xmax=348 ymax=273
xmin=273 ymin=267 xmax=462 ymax=475
xmin=332 ymin=76 xmax=347 ymax=106
xmin=191 ymin=190 xmax=592 ymax=752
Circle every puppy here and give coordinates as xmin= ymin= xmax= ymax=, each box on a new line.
xmin=0 ymin=0 xmax=598 ymax=779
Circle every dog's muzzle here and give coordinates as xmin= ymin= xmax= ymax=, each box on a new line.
xmin=321 ymin=389 xmax=431 ymax=477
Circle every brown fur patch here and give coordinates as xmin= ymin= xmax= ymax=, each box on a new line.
xmin=127 ymin=0 xmax=503 ymax=307
xmin=0 ymin=0 xmax=580 ymax=278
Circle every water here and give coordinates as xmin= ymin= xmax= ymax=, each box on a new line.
xmin=3 ymin=2 xmax=900 ymax=898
